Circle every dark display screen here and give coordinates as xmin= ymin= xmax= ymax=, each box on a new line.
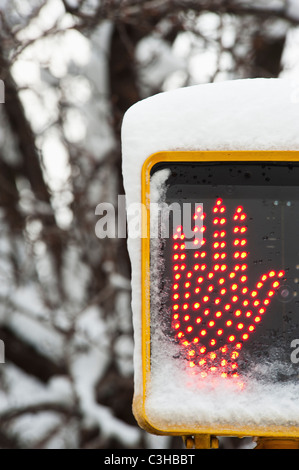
xmin=150 ymin=162 xmax=299 ymax=381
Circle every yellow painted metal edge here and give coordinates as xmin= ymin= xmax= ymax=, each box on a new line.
xmin=135 ymin=150 xmax=299 ymax=438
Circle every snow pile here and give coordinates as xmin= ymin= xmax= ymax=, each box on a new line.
xmin=122 ymin=78 xmax=299 ymax=434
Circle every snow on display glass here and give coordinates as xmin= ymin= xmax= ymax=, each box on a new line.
xmin=145 ymin=157 xmax=299 ymax=435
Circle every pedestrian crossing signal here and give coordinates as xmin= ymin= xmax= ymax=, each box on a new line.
xmin=135 ymin=150 xmax=299 ymax=439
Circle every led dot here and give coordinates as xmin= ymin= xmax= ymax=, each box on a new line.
xmin=200 ymin=346 xmax=206 ymax=354
xmin=220 ymin=231 xmax=226 ymax=237
xmin=217 ymin=329 xmax=223 ymax=336
xmin=208 ymin=285 xmax=214 ymax=292
xmin=241 ymin=264 xmax=247 ymax=271
xmin=245 ymin=311 xmax=252 ymax=318
xmin=203 ymin=296 xmax=209 ymax=302
xmin=228 ymin=335 xmax=235 ymax=342
xmin=257 ymin=282 xmax=263 ymax=289
xmin=234 ymin=252 xmax=240 ymax=259
xmin=173 ymin=314 xmax=179 ymax=320
xmin=219 ymin=278 xmax=225 ymax=285
xmin=183 ymin=303 xmax=189 ymax=310
xmin=235 ymin=310 xmax=242 ymax=317
xmin=197 ymin=277 xmax=204 ymax=284
xmin=214 ymin=253 xmax=220 ymax=260
xmin=229 ymin=272 xmax=236 ymax=279
xmin=226 ymin=320 xmax=233 ymax=327
xmin=186 ymin=326 xmax=193 ymax=333
xmin=269 ymin=270 xmax=276 ymax=277
xmin=196 ymin=317 xmax=202 ymax=324
xmin=173 ymin=284 xmax=179 ymax=290
xmin=173 ymin=293 xmax=179 ymax=300
xmin=242 ymin=333 xmax=249 ymax=340
xmin=273 ymin=281 xmax=280 ymax=288
xmin=234 ymin=240 xmax=240 ymax=246
xmin=185 ymin=282 xmax=191 ymax=288
xmin=232 ymin=296 xmax=238 ymax=302
xmin=173 ymin=244 xmax=179 ymax=250
xmin=236 ymin=206 xmax=243 ymax=213
xmin=278 ymin=271 xmax=284 ymax=278
xmin=173 ymin=304 xmax=179 ymax=311
xmin=189 ymin=361 xmax=195 ymax=368
xmin=184 ymin=314 xmax=190 ymax=321
xmin=221 ymin=264 xmax=227 ymax=271
xmin=204 ymin=309 xmax=210 ymax=316
xmin=241 ymin=275 xmax=247 ymax=282
xmin=242 ymin=287 xmax=248 ymax=294
xmin=187 ymin=272 xmax=192 ymax=278
xmin=208 ymin=320 xmax=215 ymax=327
xmin=232 ymin=284 xmax=238 ymax=291
xmin=243 ymin=300 xmax=249 ymax=306
xmin=264 ymin=299 xmax=270 ymax=305
xmin=194 ymin=265 xmax=200 ymax=271
xmin=259 ymin=307 xmax=265 ymax=314
xmin=200 ymin=329 xmax=207 ymax=336
xmin=220 ymin=218 xmax=226 ymax=225
xmin=215 ymin=298 xmax=221 ymax=305
xmin=174 ymin=274 xmax=181 ymax=280
xmin=237 ymin=323 xmax=244 ymax=330
xmin=216 ymin=198 xmax=222 ymax=206
xmin=215 ymin=311 xmax=222 ymax=318
xmin=208 ymin=272 xmax=214 ymax=279
xmin=251 ymin=290 xmax=258 ymax=297
xmin=174 ymin=322 xmax=180 ymax=330
xmin=210 ymin=339 xmax=216 ymax=346
xmin=193 ymin=302 xmax=200 ymax=310
xmin=180 ymin=253 xmax=186 ymax=260
xmin=240 ymin=252 xmax=247 ymax=259
xmin=254 ymin=316 xmax=261 ymax=323
xmin=231 ymin=351 xmax=239 ymax=359
xmin=224 ymin=304 xmax=231 ymax=311
xmin=220 ymin=288 xmax=226 ymax=295
xmin=195 ymin=287 xmax=200 ymax=294
xmin=177 ymin=331 xmax=184 ymax=338
xmin=193 ymin=337 xmax=199 ymax=343
xmin=248 ymin=325 xmax=255 ymax=332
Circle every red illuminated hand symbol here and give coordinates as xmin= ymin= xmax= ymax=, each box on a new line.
xmin=171 ymin=198 xmax=285 ymax=377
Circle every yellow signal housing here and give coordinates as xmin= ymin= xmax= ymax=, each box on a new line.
xmin=135 ymin=150 xmax=299 ymax=440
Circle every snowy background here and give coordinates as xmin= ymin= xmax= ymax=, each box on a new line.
xmin=1 ymin=0 xmax=299 ymax=449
